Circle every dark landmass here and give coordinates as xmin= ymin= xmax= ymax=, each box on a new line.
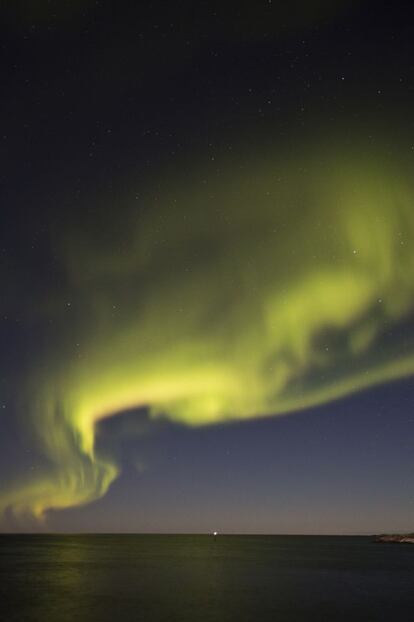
xmin=374 ymin=533 xmax=414 ymax=544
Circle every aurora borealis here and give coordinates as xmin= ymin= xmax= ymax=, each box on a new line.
xmin=1 ymin=1 xmax=414 ymax=532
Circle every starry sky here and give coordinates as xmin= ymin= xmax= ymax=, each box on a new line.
xmin=0 ymin=0 xmax=413 ymax=533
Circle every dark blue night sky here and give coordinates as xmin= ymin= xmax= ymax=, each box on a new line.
xmin=1 ymin=1 xmax=414 ymax=533
xmin=40 ymin=377 xmax=414 ymax=533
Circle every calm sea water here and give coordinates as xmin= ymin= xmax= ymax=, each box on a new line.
xmin=0 ymin=535 xmax=413 ymax=621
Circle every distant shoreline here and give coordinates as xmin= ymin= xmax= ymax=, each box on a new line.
xmin=374 ymin=534 xmax=414 ymax=544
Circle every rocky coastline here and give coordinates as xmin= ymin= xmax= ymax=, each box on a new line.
xmin=374 ymin=533 xmax=414 ymax=544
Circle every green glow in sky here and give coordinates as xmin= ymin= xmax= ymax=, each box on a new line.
xmin=2 ymin=144 xmax=414 ymax=519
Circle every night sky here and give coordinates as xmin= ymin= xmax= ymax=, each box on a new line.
xmin=1 ymin=0 xmax=414 ymax=533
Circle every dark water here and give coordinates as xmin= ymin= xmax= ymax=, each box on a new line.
xmin=0 ymin=535 xmax=413 ymax=621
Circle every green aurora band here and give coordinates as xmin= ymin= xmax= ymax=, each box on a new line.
xmin=2 ymin=143 xmax=414 ymax=520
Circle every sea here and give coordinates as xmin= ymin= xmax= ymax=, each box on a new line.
xmin=0 ymin=535 xmax=413 ymax=621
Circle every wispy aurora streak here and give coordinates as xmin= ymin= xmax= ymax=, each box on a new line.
xmin=2 ymin=144 xmax=414 ymax=519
